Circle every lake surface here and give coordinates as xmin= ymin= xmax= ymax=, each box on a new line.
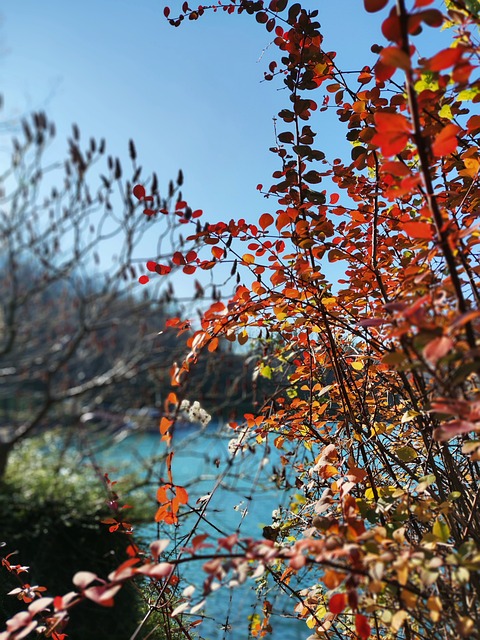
xmin=99 ymin=423 xmax=310 ymax=640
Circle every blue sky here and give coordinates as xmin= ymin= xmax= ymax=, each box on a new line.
xmin=0 ymin=2 xmax=386 ymax=215
xmin=0 ymin=1 xmax=447 ymax=296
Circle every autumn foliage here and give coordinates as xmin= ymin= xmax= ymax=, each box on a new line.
xmin=3 ymin=0 xmax=480 ymax=638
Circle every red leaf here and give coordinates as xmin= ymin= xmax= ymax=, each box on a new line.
xmin=423 ymin=336 xmax=454 ymax=366
xmin=192 ymin=534 xmax=210 ymax=550
xmin=382 ymin=15 xmax=402 ymax=43
xmin=418 ymin=8 xmax=443 ymax=27
xmin=355 ymin=614 xmax=371 ymax=639
xmin=28 ymin=597 xmax=53 ymax=615
xmin=329 ymin=593 xmax=347 ymax=614
xmin=150 ymin=539 xmax=170 ymax=561
xmin=84 ymin=584 xmax=121 ymax=607
xmin=133 ymin=184 xmax=146 ymax=200
xmin=137 ymin=562 xmax=174 ymax=578
xmin=380 ymin=46 xmax=411 ymax=71
xmin=172 ymin=251 xmax=186 ymax=265
xmin=364 ymin=0 xmax=388 ymax=11
xmin=434 ymin=420 xmax=477 ymax=441
xmin=375 ymin=60 xmax=396 ymax=83
xmin=155 ymin=264 xmax=171 ymax=275
xmin=183 ymin=265 xmax=196 ymax=274
xmin=428 ymin=47 xmax=463 ymax=71
xmin=467 ymin=115 xmax=480 ymax=134
xmin=372 ymin=112 xmax=411 ymax=156
xmin=136 ymin=562 xmax=174 ymax=578
xmin=432 ymin=124 xmax=461 ymax=157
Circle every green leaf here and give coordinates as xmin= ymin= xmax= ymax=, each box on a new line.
xmin=396 ymin=446 xmax=418 ymax=462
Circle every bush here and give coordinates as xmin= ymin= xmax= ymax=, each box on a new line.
xmin=0 ymin=431 xmax=154 ymax=640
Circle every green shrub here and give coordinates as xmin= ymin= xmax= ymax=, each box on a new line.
xmin=0 ymin=431 xmax=156 ymax=639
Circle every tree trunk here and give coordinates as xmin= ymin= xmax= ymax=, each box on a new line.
xmin=0 ymin=441 xmax=13 ymax=480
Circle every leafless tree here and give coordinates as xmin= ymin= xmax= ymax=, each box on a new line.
xmin=0 ymin=106 xmax=184 ymax=476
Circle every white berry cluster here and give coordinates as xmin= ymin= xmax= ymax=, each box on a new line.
xmin=179 ymin=399 xmax=211 ymax=427
xmin=227 ymin=426 xmax=250 ymax=456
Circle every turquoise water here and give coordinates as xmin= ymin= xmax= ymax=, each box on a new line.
xmin=99 ymin=424 xmax=309 ymax=640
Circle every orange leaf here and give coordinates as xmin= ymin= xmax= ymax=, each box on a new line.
xmin=432 ymin=124 xmax=461 ymax=158
xmin=403 ymin=221 xmax=433 ymax=240
xmin=208 ymin=337 xmax=219 ymax=352
xmin=160 ymin=417 xmax=173 ymax=436
xmin=259 ymin=213 xmax=274 ymax=230
xmin=428 ymin=47 xmax=463 ymax=71
xmin=276 ymin=211 xmax=292 ymax=231
xmin=166 ymin=392 xmax=177 ymax=406
xmin=381 ymin=161 xmax=411 ymax=177
xmin=212 ymin=246 xmax=225 ymax=259
xmin=175 ymin=486 xmax=189 ymax=504
xmin=324 ymin=569 xmax=346 ymax=589
xmin=374 ymin=112 xmax=411 ymax=133
xmin=329 ymin=593 xmax=347 ymax=614
xmin=242 ymin=253 xmax=255 ymax=264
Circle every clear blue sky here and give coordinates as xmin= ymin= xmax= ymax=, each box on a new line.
xmin=0 ymin=1 xmax=447 ymax=294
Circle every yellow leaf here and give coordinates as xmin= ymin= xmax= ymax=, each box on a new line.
xmin=391 ymin=610 xmax=408 ymax=632
xmin=438 ymin=104 xmax=453 ymax=120
xmin=351 ymin=360 xmax=364 ymax=371
xmin=432 ymin=518 xmax=450 ymax=542
xmin=396 ymin=565 xmax=409 ymax=586
xmin=322 ymin=297 xmax=336 ymax=307
xmin=459 ymin=157 xmax=480 ymax=179
xmin=306 ymin=615 xmax=317 ymax=629
xmin=427 ymin=595 xmax=442 ymax=622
